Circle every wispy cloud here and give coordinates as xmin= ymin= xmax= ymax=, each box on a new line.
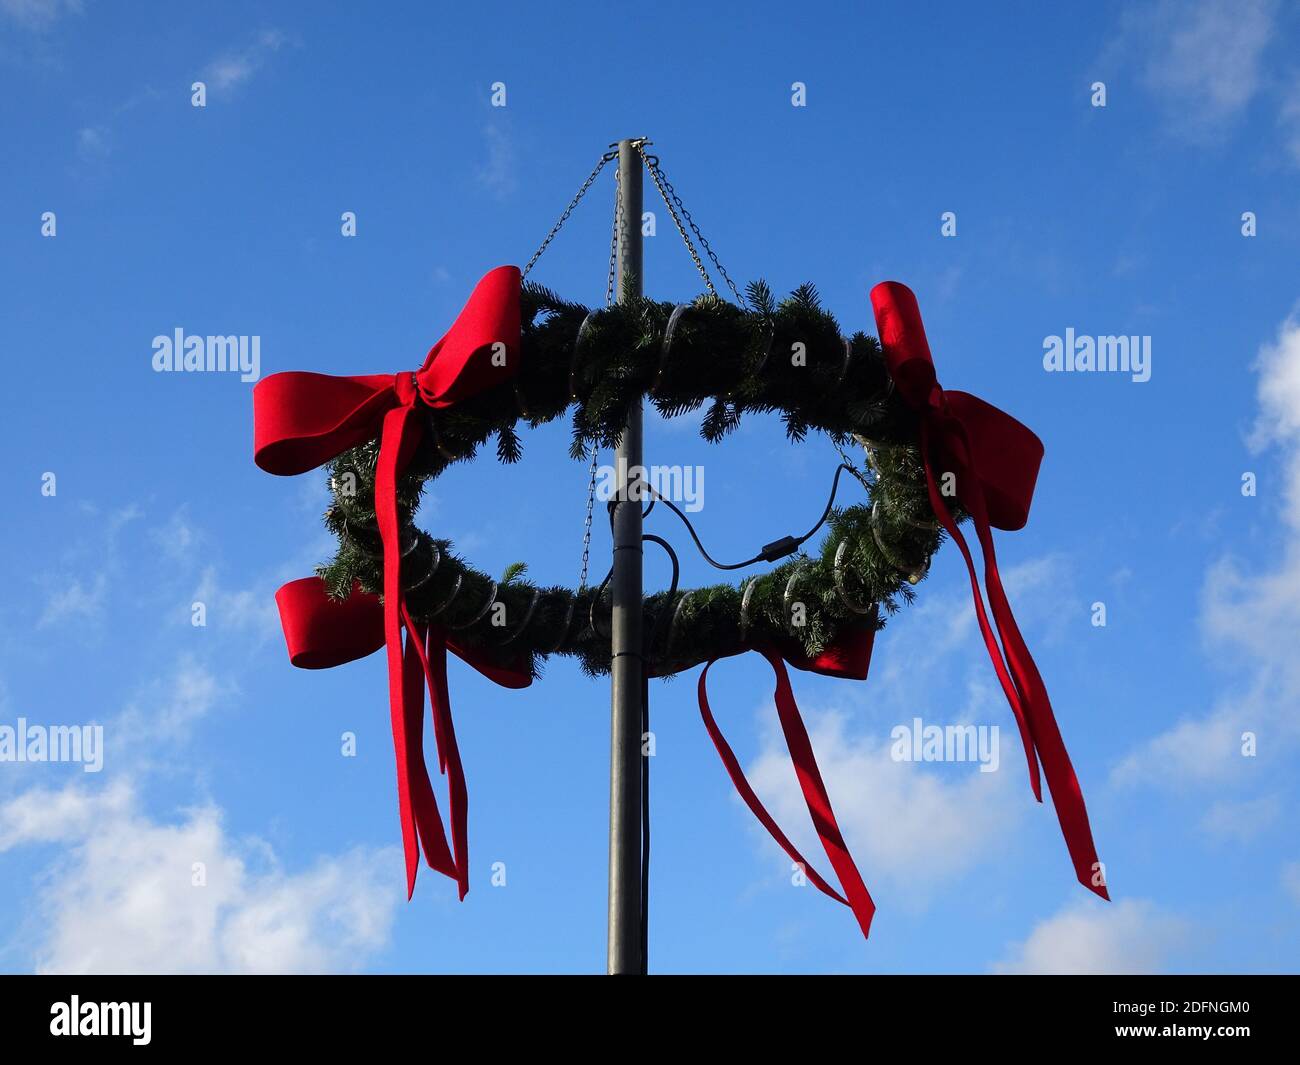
xmin=992 ymin=898 xmax=1189 ymax=974
xmin=1144 ymin=0 xmax=1275 ymax=139
xmin=1113 ymin=309 xmax=1300 ymax=788
xmin=1200 ymin=794 xmax=1282 ymax=841
xmin=1280 ymin=72 xmax=1300 ymax=167
xmin=1103 ymin=0 xmax=1300 ymax=167
xmin=113 ymin=654 xmax=224 ymax=755
xmin=203 ymin=29 xmax=292 ymax=94
xmin=34 ymin=503 xmax=140 ymax=628
xmin=476 ymin=123 xmax=518 ymax=199
xmin=37 ymin=572 xmax=107 ymax=628
xmin=1106 ymin=0 xmax=1277 ymax=144
xmin=1283 ymin=861 xmax=1300 ymax=905
xmin=746 ymin=703 xmax=1022 ymax=902
xmin=0 ymin=0 xmax=82 ymax=31
xmin=74 ymin=123 xmax=110 ymax=162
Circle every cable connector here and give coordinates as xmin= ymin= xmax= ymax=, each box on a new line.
xmin=759 ymin=535 xmax=800 ymax=563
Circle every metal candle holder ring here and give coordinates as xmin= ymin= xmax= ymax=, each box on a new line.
xmin=419 ymin=411 xmax=461 ymax=464
xmin=402 ymin=537 xmax=441 ymax=593
xmin=783 ymin=562 xmax=811 ymax=634
xmin=342 ymin=516 xmax=421 ymax=561
xmin=833 ymin=539 xmax=875 ymax=615
xmin=666 ymin=590 xmax=694 ymax=657
xmin=499 ymin=588 xmax=541 ymax=645
xmin=447 ymin=581 xmax=499 ymax=631
xmin=834 ymin=336 xmax=854 ymax=389
xmin=588 ymin=577 xmax=613 ymax=641
xmin=568 ymin=311 xmax=600 ymax=402
xmin=541 ymin=593 xmax=578 ymax=655
xmin=652 ymin=303 xmax=692 ymax=397
xmin=871 ymin=500 xmax=930 ymax=584
xmin=426 ymin=572 xmax=464 ymax=619
xmin=739 ymin=576 xmax=758 ymax=639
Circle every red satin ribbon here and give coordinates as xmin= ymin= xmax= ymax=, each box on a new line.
xmin=255 ymin=266 xmax=524 ymax=900
xmin=699 ymin=646 xmax=876 ymax=939
xmin=870 ymin=281 xmax=1108 ymax=901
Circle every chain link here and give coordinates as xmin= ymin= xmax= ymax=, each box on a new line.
xmin=521 ymin=150 xmax=618 ymax=281
xmin=577 ymin=162 xmax=624 ymax=590
xmin=606 ymin=161 xmax=623 ymax=308
xmin=833 ymin=436 xmax=875 ymax=493
xmin=635 ymin=144 xmax=743 ymax=305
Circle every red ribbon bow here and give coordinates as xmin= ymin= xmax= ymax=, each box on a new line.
xmin=870 ymin=281 xmax=1108 ymax=901
xmin=254 ymin=266 xmax=523 ymax=900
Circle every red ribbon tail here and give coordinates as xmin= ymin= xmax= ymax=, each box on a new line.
xmin=429 ymin=631 xmax=470 ymax=900
xmin=924 ymin=420 xmax=1108 ymax=901
xmin=402 ymin=623 xmax=456 ymax=880
xmin=401 ymin=611 xmax=471 ymax=902
xmin=698 ymin=651 xmax=875 ymax=939
xmin=971 ymin=524 xmax=1110 ymax=901
xmin=376 ymin=405 xmax=433 ymax=899
xmin=921 ymin=424 xmax=1042 ymax=800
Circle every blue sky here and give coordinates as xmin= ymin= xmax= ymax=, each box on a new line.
xmin=2 ymin=0 xmax=1299 ymax=974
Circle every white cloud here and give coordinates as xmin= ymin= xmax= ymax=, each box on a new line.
xmin=1248 ymin=312 xmax=1300 ymax=515
xmin=34 ymin=503 xmax=141 ymax=628
xmin=993 ymin=898 xmax=1189 ymax=974
xmin=730 ymin=550 xmax=1088 ymax=908
xmin=151 ymin=508 xmax=198 ymax=561
xmin=190 ymin=565 xmax=282 ymax=644
xmin=75 ymin=124 xmax=110 ymax=161
xmin=204 ymin=29 xmax=291 ymax=93
xmin=99 ymin=656 xmax=237 ymax=779
xmin=37 ymin=572 xmax=107 ymax=628
xmin=1200 ymin=794 xmax=1281 ymax=841
xmin=744 ymin=701 xmax=1022 ymax=901
xmin=159 ymin=658 xmax=220 ymax=735
xmin=1114 ymin=0 xmax=1277 ymax=143
xmin=477 ymin=123 xmax=517 ymax=199
xmin=0 ymin=780 xmax=399 ymax=974
xmin=1282 ymin=861 xmax=1300 ymax=905
xmin=0 ymin=0 xmax=81 ymax=30
xmin=1281 ymin=74 xmax=1300 ymax=168
xmin=1113 ymin=310 xmax=1300 ymax=788
xmin=6 ymin=506 xmax=398 ymax=974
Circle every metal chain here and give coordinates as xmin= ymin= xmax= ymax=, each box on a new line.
xmin=577 ymin=164 xmax=624 ymax=590
xmin=521 ymin=150 xmax=618 ymax=281
xmin=577 ymin=448 xmax=599 ymax=590
xmin=536 ymin=143 xmax=741 ymax=587
xmin=635 ymin=144 xmax=743 ymax=305
xmin=833 ymin=437 xmax=875 ymax=493
xmin=606 ymin=160 xmax=623 ymax=308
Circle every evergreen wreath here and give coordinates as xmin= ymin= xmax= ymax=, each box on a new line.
xmin=316 ymin=279 xmax=961 ymax=679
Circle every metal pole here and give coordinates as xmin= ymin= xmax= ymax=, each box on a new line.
xmin=607 ymin=138 xmax=644 ymax=975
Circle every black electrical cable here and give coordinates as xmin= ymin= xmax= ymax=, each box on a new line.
xmin=636 ymin=463 xmax=859 ymax=571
